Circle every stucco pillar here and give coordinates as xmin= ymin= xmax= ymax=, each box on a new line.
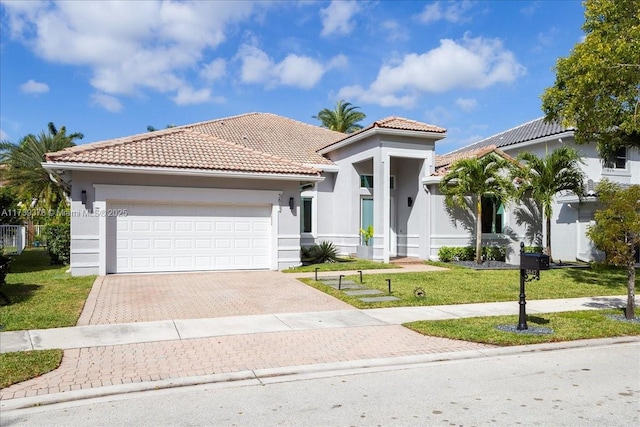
xmin=382 ymin=154 xmax=391 ymax=263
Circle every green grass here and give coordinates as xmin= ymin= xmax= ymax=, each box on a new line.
xmin=301 ymin=265 xmax=635 ymax=309
xmin=284 ymin=258 xmax=399 ymax=273
xmin=404 ymin=309 xmax=640 ymax=346
xmin=0 ymin=350 xmax=63 ymax=389
xmin=0 ymin=249 xmax=96 ymax=331
xmin=0 ymin=249 xmax=95 ymax=389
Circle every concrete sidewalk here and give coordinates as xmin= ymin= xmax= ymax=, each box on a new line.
xmin=1 ymin=295 xmax=627 ymax=353
xmin=0 ymin=295 xmax=631 ymax=406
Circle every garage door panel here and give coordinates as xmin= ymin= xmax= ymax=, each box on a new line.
xmin=112 ymin=202 xmax=271 ymax=273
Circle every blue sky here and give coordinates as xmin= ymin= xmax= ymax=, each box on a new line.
xmin=0 ymin=0 xmax=585 ymax=154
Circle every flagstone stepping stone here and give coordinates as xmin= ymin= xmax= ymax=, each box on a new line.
xmin=325 ymin=284 xmax=365 ymax=290
xmin=359 ymin=296 xmax=400 ymax=302
xmin=344 ymin=289 xmax=384 ymax=296
xmin=320 ymin=279 xmax=357 ymax=286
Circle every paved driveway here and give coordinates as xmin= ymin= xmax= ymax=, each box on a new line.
xmin=78 ymin=271 xmax=353 ymax=325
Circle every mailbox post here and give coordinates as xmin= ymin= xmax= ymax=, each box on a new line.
xmin=518 ymin=242 xmax=550 ymax=330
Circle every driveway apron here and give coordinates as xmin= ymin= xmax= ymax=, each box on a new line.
xmin=78 ymin=271 xmax=353 ymax=325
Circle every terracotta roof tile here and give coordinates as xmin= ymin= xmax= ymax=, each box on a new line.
xmin=45 ymin=113 xmax=349 ymax=176
xmin=321 ymin=116 xmax=446 ymax=151
xmin=433 ymin=145 xmax=516 ymax=176
xmin=46 ymin=127 xmax=321 ymax=176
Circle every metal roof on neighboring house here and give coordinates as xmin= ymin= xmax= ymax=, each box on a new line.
xmin=447 ymin=117 xmax=573 ymax=155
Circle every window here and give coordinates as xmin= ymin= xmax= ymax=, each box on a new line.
xmin=359 ymin=175 xmax=396 ymax=189
xmin=604 ymin=147 xmax=627 ymax=169
xmin=360 ymin=175 xmax=374 ymax=189
xmin=301 ymin=197 xmax=313 ymax=233
xmin=481 ymin=196 xmax=503 ymax=234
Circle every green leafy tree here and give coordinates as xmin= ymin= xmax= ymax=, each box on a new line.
xmin=440 ymin=152 xmax=516 ymax=264
xmin=0 ymin=123 xmax=83 ymax=211
xmin=515 ymin=147 xmax=587 ymax=262
xmin=587 ymin=181 xmax=640 ymax=319
xmin=313 ymin=100 xmax=366 ymax=133
xmin=541 ymin=0 xmax=640 ymax=158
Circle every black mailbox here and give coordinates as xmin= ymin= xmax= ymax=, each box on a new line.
xmin=520 ymin=253 xmax=550 ymax=270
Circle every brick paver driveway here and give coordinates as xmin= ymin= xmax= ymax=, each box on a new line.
xmin=78 ymin=271 xmax=352 ymax=325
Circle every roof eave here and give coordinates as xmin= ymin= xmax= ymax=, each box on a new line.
xmin=42 ymin=162 xmax=325 ymax=182
xmin=317 ymin=128 xmax=446 ymax=155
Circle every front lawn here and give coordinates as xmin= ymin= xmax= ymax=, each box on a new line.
xmin=405 ymin=309 xmax=640 ymax=346
xmin=285 ymin=258 xmax=399 ymax=273
xmin=0 ymin=249 xmax=96 ymax=331
xmin=301 ymin=265 xmax=635 ymax=309
xmin=0 ymin=350 xmax=63 ymax=389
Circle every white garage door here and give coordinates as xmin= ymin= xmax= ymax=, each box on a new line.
xmin=112 ymin=202 xmax=271 ymax=273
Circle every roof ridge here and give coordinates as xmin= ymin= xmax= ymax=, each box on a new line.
xmin=181 ymin=128 xmax=319 ymax=173
xmin=45 ymin=127 xmax=188 ymax=159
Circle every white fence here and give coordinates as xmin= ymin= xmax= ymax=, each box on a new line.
xmin=1 ymin=225 xmax=26 ymax=255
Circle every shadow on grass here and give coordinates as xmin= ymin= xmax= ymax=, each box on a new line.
xmin=558 ymin=266 xmax=634 ymax=289
xmin=528 ymin=316 xmax=550 ymax=325
xmin=0 ymin=283 xmax=42 ymax=306
xmin=5 ymin=250 xmax=62 ymax=274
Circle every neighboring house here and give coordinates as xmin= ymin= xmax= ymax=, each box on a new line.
xmin=424 ymin=118 xmax=640 ymax=264
xmin=43 ymin=113 xmax=445 ymax=275
xmin=44 ymin=113 xmax=637 ymax=276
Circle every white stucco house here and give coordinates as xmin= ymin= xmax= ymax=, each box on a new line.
xmin=425 ymin=118 xmax=639 ymax=264
xmin=43 ymin=113 xmax=638 ymax=276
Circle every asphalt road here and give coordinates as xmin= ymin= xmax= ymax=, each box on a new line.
xmin=2 ymin=341 xmax=639 ymax=426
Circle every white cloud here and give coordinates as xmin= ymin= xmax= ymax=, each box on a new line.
xmin=338 ymin=34 xmax=526 ymax=108
xmin=238 ymin=45 xmax=346 ymax=89
xmin=2 ymin=1 xmax=259 ymax=106
xmin=418 ymin=0 xmax=473 ymax=24
xmin=455 ymin=98 xmax=477 ymax=111
xmin=424 ymin=106 xmax=452 ymax=125
xmin=381 ymin=20 xmax=409 ymax=42
xmin=173 ymin=87 xmax=212 ymax=106
xmin=90 ymin=93 xmax=123 ymax=113
xmin=320 ymin=1 xmax=360 ymax=37
xmin=0 ymin=129 xmax=9 ymax=140
xmin=20 ymin=79 xmax=50 ymax=95
xmin=200 ymin=58 xmax=227 ymax=82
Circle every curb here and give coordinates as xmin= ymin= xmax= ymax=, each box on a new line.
xmin=2 ymin=336 xmax=638 ymax=412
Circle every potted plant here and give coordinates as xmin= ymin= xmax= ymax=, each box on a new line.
xmin=357 ymin=225 xmax=374 ymax=260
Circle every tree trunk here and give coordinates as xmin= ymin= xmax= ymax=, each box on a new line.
xmin=546 ymin=215 xmax=553 ymax=263
xmin=476 ymin=197 xmax=483 ymax=264
xmin=626 ymin=261 xmax=636 ymax=319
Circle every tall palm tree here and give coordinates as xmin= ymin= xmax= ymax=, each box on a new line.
xmin=0 ymin=124 xmax=83 ymax=211
xmin=440 ymin=152 xmax=516 ymax=264
xmin=515 ymin=147 xmax=586 ymax=262
xmin=313 ymin=100 xmax=366 ymax=133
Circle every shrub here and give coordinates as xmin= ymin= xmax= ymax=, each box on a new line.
xmin=302 ymin=241 xmax=339 ymax=264
xmin=438 ymin=245 xmax=506 ymax=262
xmin=524 ymin=246 xmax=544 ymax=254
xmin=43 ymin=223 xmax=71 ymax=265
xmin=483 ymin=246 xmax=506 ymax=261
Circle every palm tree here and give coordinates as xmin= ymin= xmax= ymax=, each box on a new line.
xmin=313 ymin=100 xmax=366 ymax=133
xmin=0 ymin=124 xmax=83 ymax=210
xmin=440 ymin=152 xmax=516 ymax=264
xmin=515 ymin=147 xmax=586 ymax=262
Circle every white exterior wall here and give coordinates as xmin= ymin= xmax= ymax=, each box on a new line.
xmin=428 ymin=135 xmax=639 ymax=264
xmin=68 ymin=170 xmax=304 ymax=275
xmin=316 ymin=134 xmax=437 ymax=262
